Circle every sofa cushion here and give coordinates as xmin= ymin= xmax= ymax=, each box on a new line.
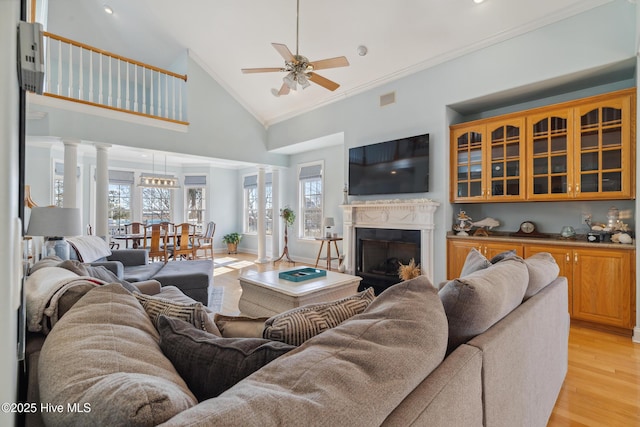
xmin=28 ymin=256 xmax=63 ymax=274
xmin=158 ymin=316 xmax=295 ymax=402
xmin=214 ymin=314 xmax=269 ymax=338
xmin=58 ymin=259 xmax=139 ymax=292
xmin=523 ymin=252 xmax=560 ymax=300
xmin=439 ymin=258 xmax=529 ymax=352
xmin=122 ymin=262 xmax=165 ymax=282
xmin=262 ymin=287 xmax=376 ymax=346
xmin=161 ymin=276 xmax=449 ymax=427
xmin=38 ymin=284 xmax=196 ymax=426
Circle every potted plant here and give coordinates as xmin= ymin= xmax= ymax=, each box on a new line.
xmin=222 ymin=232 xmax=242 ymax=254
xmin=274 ymin=206 xmax=296 ymax=264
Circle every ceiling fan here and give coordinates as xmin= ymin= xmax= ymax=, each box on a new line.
xmin=241 ymin=0 xmax=349 ymax=96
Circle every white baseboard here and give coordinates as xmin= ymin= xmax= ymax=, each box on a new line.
xmin=633 ymin=327 xmax=640 ymax=343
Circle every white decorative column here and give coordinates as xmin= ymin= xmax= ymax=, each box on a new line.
xmin=95 ymin=144 xmax=110 ymax=239
xmin=342 ymin=199 xmax=440 ymax=284
xmin=62 ymin=139 xmax=80 ymax=208
xmin=255 ymin=166 xmax=268 ymax=263
xmin=271 ymin=168 xmax=280 ymax=260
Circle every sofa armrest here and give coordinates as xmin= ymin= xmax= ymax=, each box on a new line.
xmin=134 ymin=279 xmax=162 ymax=295
xmin=88 ymin=261 xmax=124 ymax=279
xmin=107 ymin=249 xmax=148 ymax=266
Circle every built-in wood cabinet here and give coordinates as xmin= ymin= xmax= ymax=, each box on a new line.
xmin=450 ymin=89 xmax=635 ymax=203
xmin=447 ymin=236 xmax=636 ymax=331
xmin=451 ymin=118 xmax=525 ymax=202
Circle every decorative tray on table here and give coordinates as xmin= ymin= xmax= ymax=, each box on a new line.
xmin=279 ymin=268 xmax=327 ymax=282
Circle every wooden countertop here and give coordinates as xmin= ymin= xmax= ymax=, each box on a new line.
xmin=446 ymin=231 xmax=635 ymax=250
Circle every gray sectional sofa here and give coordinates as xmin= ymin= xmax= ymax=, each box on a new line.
xmin=23 ymin=251 xmax=569 ymax=426
xmin=68 ymin=241 xmax=213 ymax=305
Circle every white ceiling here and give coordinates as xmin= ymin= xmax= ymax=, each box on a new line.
xmin=46 ymin=0 xmax=613 ymax=128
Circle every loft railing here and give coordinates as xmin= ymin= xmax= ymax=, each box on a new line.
xmin=42 ymin=32 xmax=189 ymax=125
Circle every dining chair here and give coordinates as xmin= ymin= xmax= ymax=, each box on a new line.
xmin=144 ymin=223 xmax=169 ymax=263
xmin=124 ymin=222 xmax=144 ymax=248
xmin=195 ymin=221 xmax=216 ymax=260
xmin=168 ymin=222 xmax=196 ymax=260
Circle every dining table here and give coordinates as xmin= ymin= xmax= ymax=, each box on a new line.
xmin=112 ymin=231 xmax=200 ymax=249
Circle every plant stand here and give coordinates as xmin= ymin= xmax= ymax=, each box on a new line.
xmin=273 ymin=225 xmax=295 ymax=265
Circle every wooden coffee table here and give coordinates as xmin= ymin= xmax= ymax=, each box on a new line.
xmin=238 ymin=268 xmax=363 ymax=317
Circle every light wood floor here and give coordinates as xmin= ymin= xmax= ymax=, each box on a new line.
xmin=211 ymin=253 xmax=640 ymax=426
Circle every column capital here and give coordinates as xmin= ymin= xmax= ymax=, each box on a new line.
xmin=94 ymin=143 xmax=112 ymax=151
xmin=61 ymin=138 xmax=81 ymax=147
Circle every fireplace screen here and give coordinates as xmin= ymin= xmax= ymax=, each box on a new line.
xmin=356 ymin=228 xmax=421 ymax=294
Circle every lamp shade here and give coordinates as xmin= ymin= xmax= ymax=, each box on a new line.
xmin=323 ymin=217 xmax=335 ymax=227
xmin=26 ymin=207 xmax=82 ymax=237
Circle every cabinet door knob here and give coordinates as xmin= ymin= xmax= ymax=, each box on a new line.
xmin=567 ymin=184 xmax=572 ymax=193
xmin=576 ymin=184 xmax=580 ymax=194
xmin=566 ymin=253 xmax=570 ymax=262
xmin=574 ymin=253 xmax=578 ymax=263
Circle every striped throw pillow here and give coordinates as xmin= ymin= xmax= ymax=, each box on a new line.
xmin=263 ymin=287 xmax=375 ymax=346
xmin=134 ymin=292 xmax=208 ymax=331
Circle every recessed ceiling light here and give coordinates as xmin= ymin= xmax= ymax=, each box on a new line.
xmin=103 ymin=4 xmax=114 ymax=15
xmin=473 ymin=0 xmax=485 ymax=3
xmin=357 ymin=45 xmax=368 ymax=57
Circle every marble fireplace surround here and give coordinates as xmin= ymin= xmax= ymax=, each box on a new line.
xmin=342 ymin=199 xmax=440 ymax=284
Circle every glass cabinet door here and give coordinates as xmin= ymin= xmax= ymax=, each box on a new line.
xmin=526 ymin=109 xmax=573 ymax=199
xmin=487 ymin=118 xmax=525 ymax=200
xmin=574 ymin=95 xmax=632 ymax=199
xmin=451 ymin=125 xmax=485 ymax=201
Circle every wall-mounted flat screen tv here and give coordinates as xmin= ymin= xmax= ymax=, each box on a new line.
xmin=349 ymin=133 xmax=429 ymax=196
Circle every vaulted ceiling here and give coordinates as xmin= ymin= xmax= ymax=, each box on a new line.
xmin=47 ymin=0 xmax=613 ymax=127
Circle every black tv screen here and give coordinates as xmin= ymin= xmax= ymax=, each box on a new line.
xmin=349 ymin=133 xmax=429 ymax=196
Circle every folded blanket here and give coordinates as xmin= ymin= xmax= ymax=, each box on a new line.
xmin=25 ymin=267 xmax=105 ymax=334
xmin=67 ymin=235 xmax=112 ymax=262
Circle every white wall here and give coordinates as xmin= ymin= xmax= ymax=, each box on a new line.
xmin=0 ymin=1 xmax=22 ymax=425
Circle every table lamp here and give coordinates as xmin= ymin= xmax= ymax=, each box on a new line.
xmin=27 ymin=207 xmax=82 ymax=260
xmin=323 ymin=217 xmax=335 ymax=237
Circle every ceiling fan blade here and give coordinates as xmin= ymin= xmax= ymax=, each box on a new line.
xmin=308 ymin=73 xmax=340 ymax=91
xmin=277 ymin=82 xmax=290 ymax=96
xmin=241 ymin=67 xmax=285 ymax=74
xmin=310 ymin=56 xmax=350 ymax=70
xmin=272 ymin=43 xmax=296 ymax=62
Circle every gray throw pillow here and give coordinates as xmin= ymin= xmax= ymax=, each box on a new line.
xmin=58 ymin=259 xmax=138 ymax=293
xmin=439 ymin=258 xmax=529 ymax=353
xmin=459 ymin=247 xmax=491 ymax=277
xmin=489 ymin=249 xmax=518 ymax=264
xmin=158 ymin=315 xmax=295 ymax=401
xmin=523 ymin=252 xmax=560 ymax=299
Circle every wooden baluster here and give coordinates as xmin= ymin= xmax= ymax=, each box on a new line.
xmin=125 ymin=61 xmax=130 ymax=111
xmin=88 ymin=49 xmax=93 ymax=102
xmin=78 ymin=47 xmax=83 ymax=100
xmin=117 ymin=59 xmax=121 ymax=108
xmin=57 ymin=40 xmax=62 ymax=95
xmin=67 ymin=43 xmax=72 ymax=98
xmin=108 ymin=56 xmax=112 ymax=106
xmin=45 ymin=36 xmax=51 ymax=93
xmin=99 ymin=53 xmax=103 ymax=104
xmin=150 ymin=69 xmax=154 ymax=116
xmin=172 ymin=78 xmax=176 ymax=120
xmin=133 ymin=63 xmax=138 ymax=112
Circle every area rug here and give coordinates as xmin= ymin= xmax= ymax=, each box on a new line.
xmin=208 ymin=286 xmax=224 ymax=312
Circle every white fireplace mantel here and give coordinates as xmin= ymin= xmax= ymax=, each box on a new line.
xmin=342 ymin=199 xmax=440 ymax=284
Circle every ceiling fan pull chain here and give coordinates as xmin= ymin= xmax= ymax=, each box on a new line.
xmin=295 ymin=0 xmax=300 ymax=56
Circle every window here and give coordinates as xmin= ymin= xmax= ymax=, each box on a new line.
xmin=185 ymin=176 xmax=206 ymax=233
xmin=108 ymin=170 xmax=134 ymax=235
xmin=142 ymin=187 xmax=173 ymax=224
xmin=298 ymin=162 xmax=323 ymax=239
xmin=243 ymin=173 xmax=273 ymax=235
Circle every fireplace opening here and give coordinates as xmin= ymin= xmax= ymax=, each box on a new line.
xmin=356 ymin=228 xmax=421 ymax=295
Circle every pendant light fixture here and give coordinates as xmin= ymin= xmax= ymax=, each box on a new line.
xmin=137 ymin=153 xmax=180 ymax=189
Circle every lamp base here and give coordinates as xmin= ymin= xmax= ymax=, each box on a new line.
xmin=43 ymin=237 xmax=70 ymax=260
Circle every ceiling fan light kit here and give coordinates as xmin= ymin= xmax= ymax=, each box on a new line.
xmin=241 ymin=0 xmax=349 ymax=96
